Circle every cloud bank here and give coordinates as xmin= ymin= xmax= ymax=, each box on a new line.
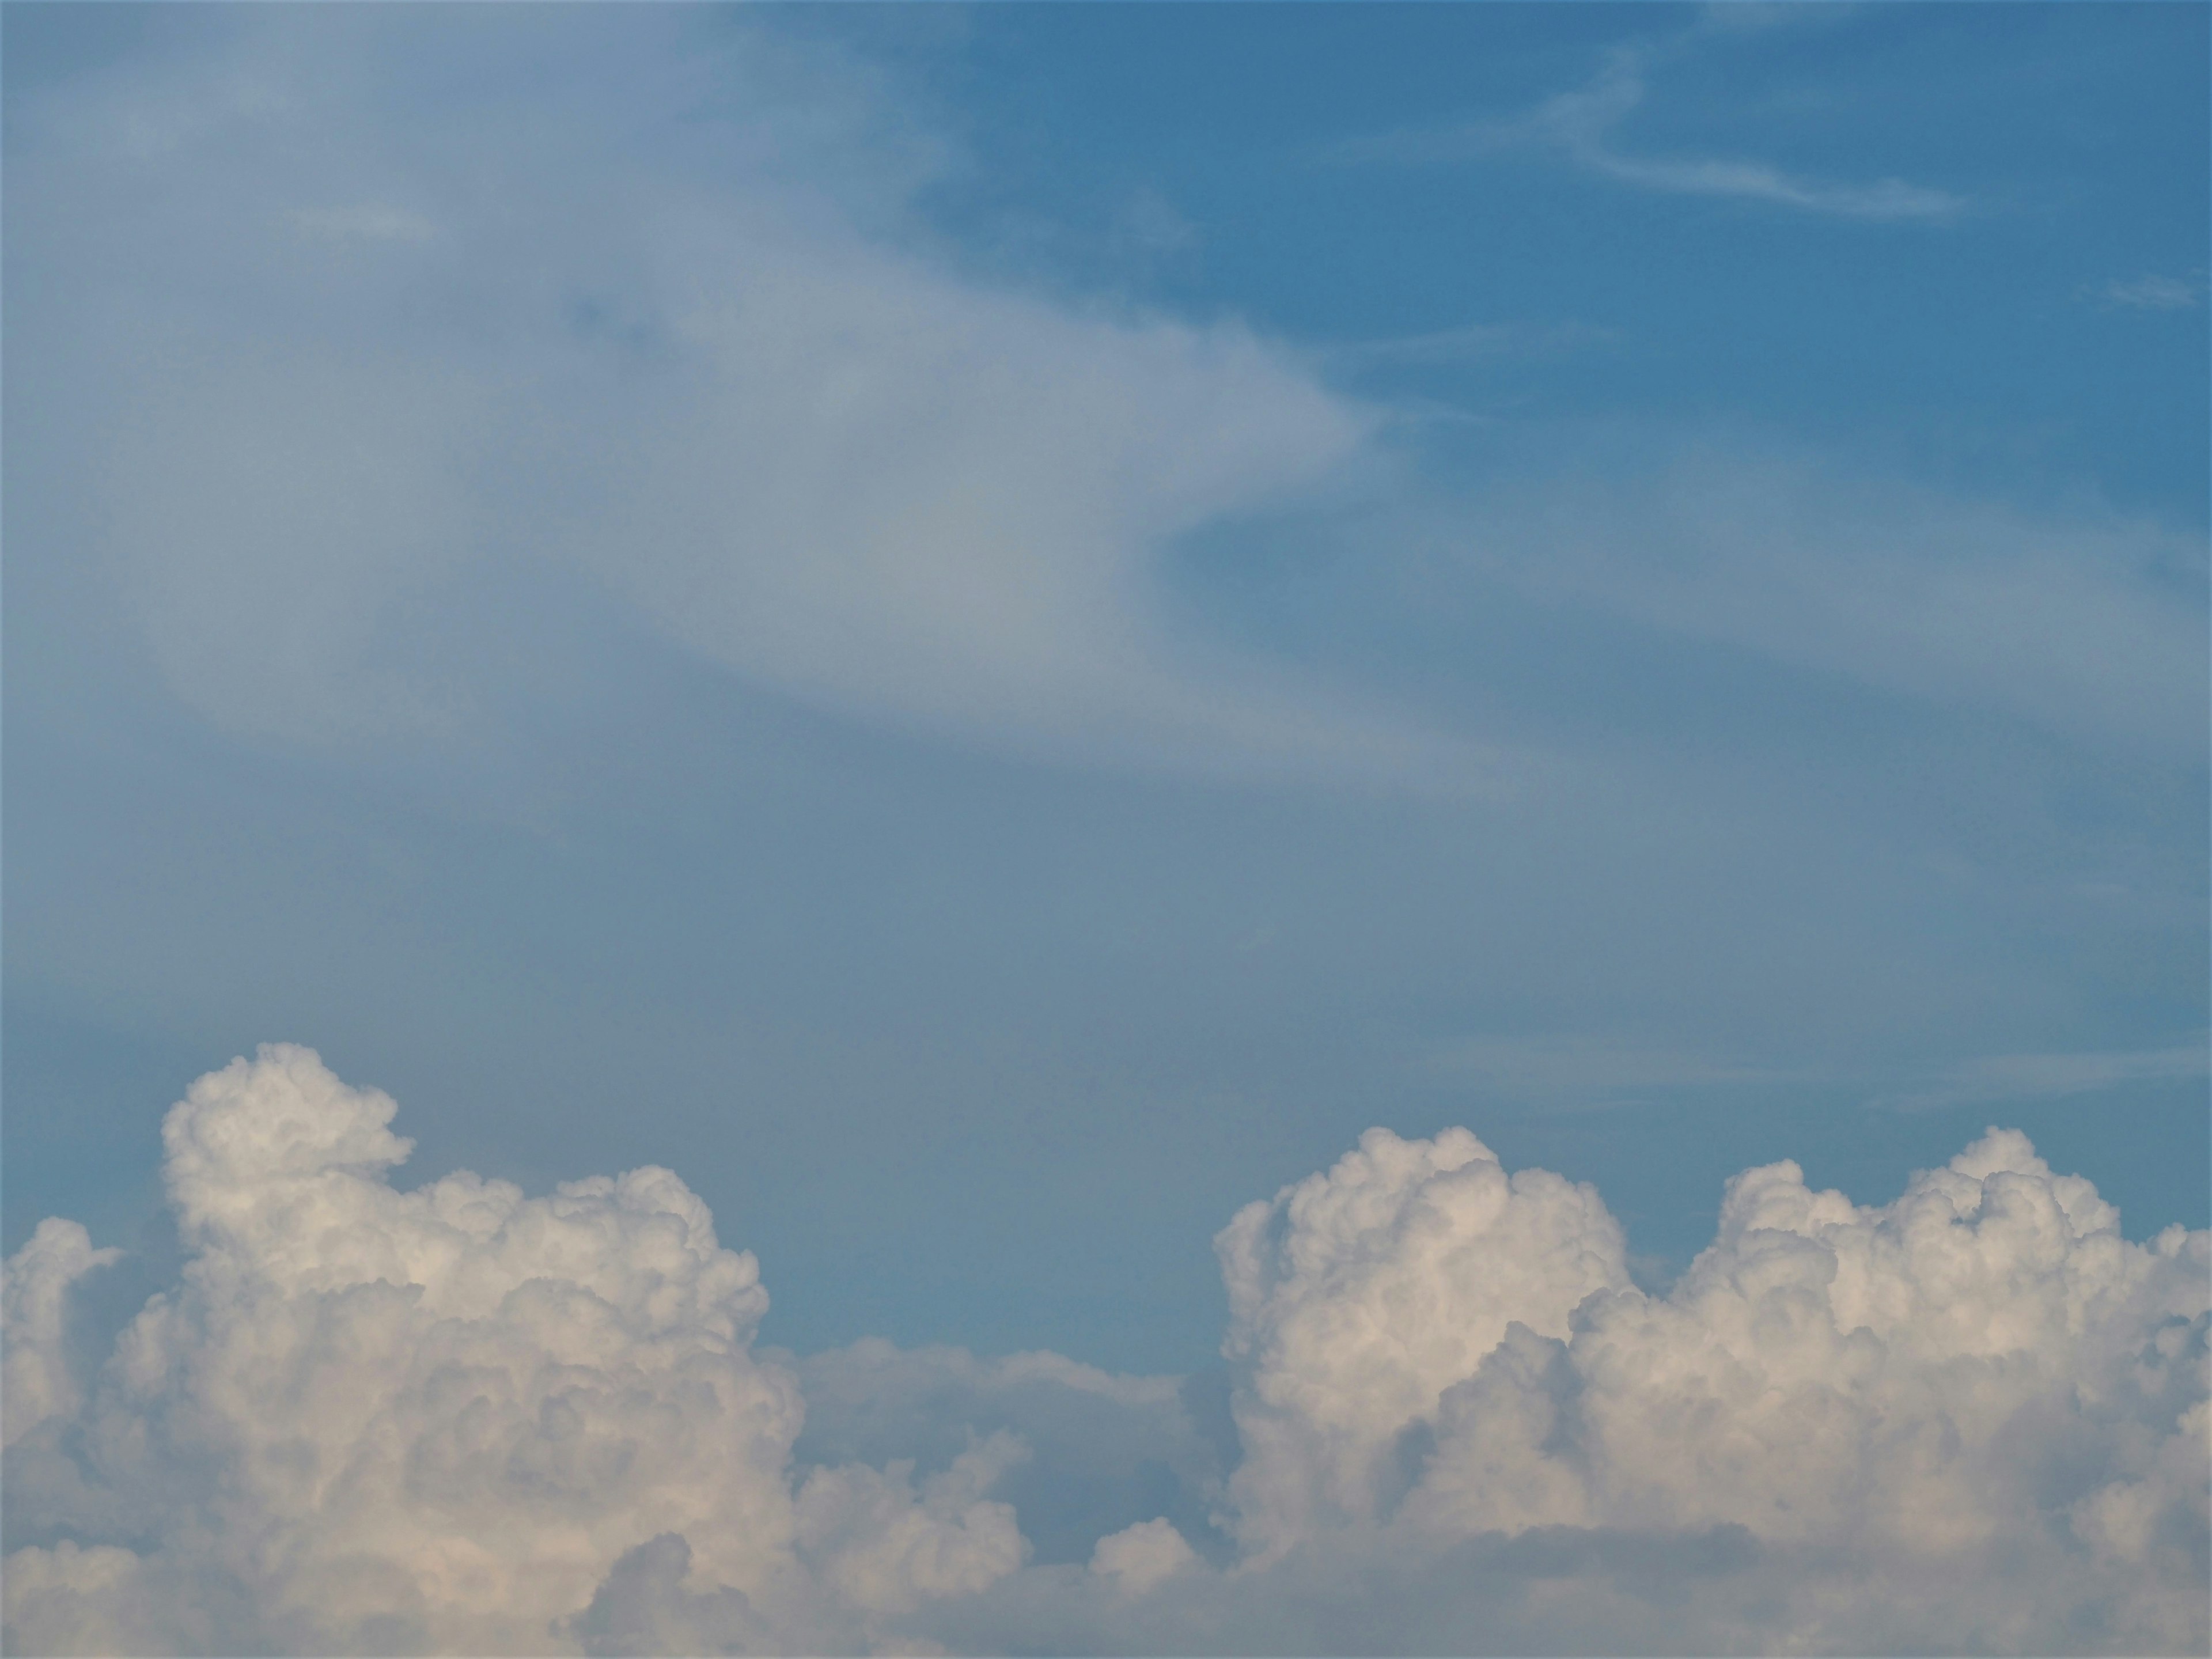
xmin=6 ymin=1047 xmax=2205 ymax=1654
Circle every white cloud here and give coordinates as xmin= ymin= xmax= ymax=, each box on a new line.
xmin=1877 ymin=1041 xmax=2210 ymax=1111
xmin=1524 ymin=49 xmax=1963 ymax=221
xmin=17 ymin=9 xmax=2192 ymax=810
xmin=1200 ymin=1122 xmax=2209 ymax=1653
xmin=1446 ymin=442 xmax=2209 ymax=758
xmin=1338 ymin=44 xmax=1963 ymax=223
xmin=790 ymin=1339 xmax=1232 ymax=1569
xmin=5 ymin=1055 xmax=2206 ymax=1653
xmin=1320 ymin=320 xmax=1618 ymax=373
xmin=795 ymin=1434 xmax=1029 ymax=1616
xmin=2097 ymin=272 xmax=2206 ymax=312
xmin=13 ymin=8 xmax=1482 ymax=793
xmin=0 ymin=1220 xmax=119 ymax=1449
xmin=1090 ymin=1517 xmax=1196 ymax=1594
xmin=574 ymin=209 xmax=1430 ymax=783
xmin=1216 ymin=1126 xmax=1631 ymax=1562
xmin=1 ymin=1046 xmax=1020 ymax=1654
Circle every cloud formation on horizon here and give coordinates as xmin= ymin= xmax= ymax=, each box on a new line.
xmin=5 ymin=1046 xmax=2204 ymax=1654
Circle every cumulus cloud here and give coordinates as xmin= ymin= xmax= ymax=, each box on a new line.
xmin=789 ymin=1339 xmax=1234 ymax=1569
xmin=1 ymin=1047 xmax=1019 ymax=1654
xmin=6 ymin=1050 xmax=2207 ymax=1654
xmin=1202 ymin=1123 xmax=2209 ymax=1654
xmin=1090 ymin=1517 xmax=1197 ymax=1595
xmin=1215 ymin=1126 xmax=1630 ymax=1562
xmin=1 ymin=1219 xmax=119 ymax=1447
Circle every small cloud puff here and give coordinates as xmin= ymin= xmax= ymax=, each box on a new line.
xmin=5 ymin=1049 xmax=2206 ymax=1654
xmin=1090 ymin=1518 xmax=1196 ymax=1595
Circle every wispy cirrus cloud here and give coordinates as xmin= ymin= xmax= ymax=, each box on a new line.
xmin=1320 ymin=319 xmax=1619 ymax=373
xmin=2093 ymin=272 xmax=2206 ymax=312
xmin=1876 ymin=1041 xmax=2210 ymax=1113
xmin=16 ymin=7 xmax=1493 ymax=796
xmin=1425 ymin=1032 xmax=1792 ymax=1099
xmin=1333 ymin=44 xmax=1964 ymax=224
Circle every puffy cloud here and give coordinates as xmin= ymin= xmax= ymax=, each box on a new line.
xmin=794 ymin=1434 xmax=1027 ymax=1617
xmin=1224 ymin=1124 xmax=2209 ymax=1653
xmin=1089 ymin=1518 xmax=1197 ymax=1595
xmin=2 ymin=1047 xmax=1016 ymax=1654
xmin=6 ymin=1051 xmax=2206 ymax=1654
xmin=1217 ymin=1126 xmax=1630 ymax=1559
xmin=1 ymin=1219 xmax=119 ymax=1447
xmin=790 ymin=1339 xmax=1233 ymax=1568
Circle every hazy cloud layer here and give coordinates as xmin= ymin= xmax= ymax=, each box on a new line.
xmin=1876 ymin=1043 xmax=2212 ymax=1113
xmin=1430 ymin=442 xmax=2209 ymax=760
xmin=9 ymin=7 xmax=1478 ymax=791
xmin=7 ymin=1048 xmax=2204 ymax=1654
xmin=17 ymin=7 xmax=2195 ymax=805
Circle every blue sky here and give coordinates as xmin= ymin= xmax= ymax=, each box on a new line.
xmin=5 ymin=9 xmax=2209 ymax=1653
xmin=5 ymin=0 xmax=2205 ymax=1387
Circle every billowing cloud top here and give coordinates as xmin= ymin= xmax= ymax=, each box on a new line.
xmin=1218 ymin=1126 xmax=1629 ymax=1560
xmin=5 ymin=1047 xmax=2205 ymax=1654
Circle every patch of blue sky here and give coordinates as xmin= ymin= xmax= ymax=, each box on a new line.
xmin=885 ymin=3 xmax=2207 ymax=522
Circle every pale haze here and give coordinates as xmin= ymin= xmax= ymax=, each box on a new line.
xmin=3 ymin=6 xmax=2206 ymax=1654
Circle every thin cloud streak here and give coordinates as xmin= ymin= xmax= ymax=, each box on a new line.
xmin=1426 ymin=1033 xmax=1794 ymax=1097
xmin=1320 ymin=320 xmax=1620 ymax=373
xmin=2095 ymin=272 xmax=2206 ymax=311
xmin=1877 ymin=1041 xmax=2210 ymax=1113
xmin=1332 ymin=46 xmax=1964 ymax=224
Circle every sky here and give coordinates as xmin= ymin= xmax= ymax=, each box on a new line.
xmin=2 ymin=6 xmax=2207 ymax=1654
